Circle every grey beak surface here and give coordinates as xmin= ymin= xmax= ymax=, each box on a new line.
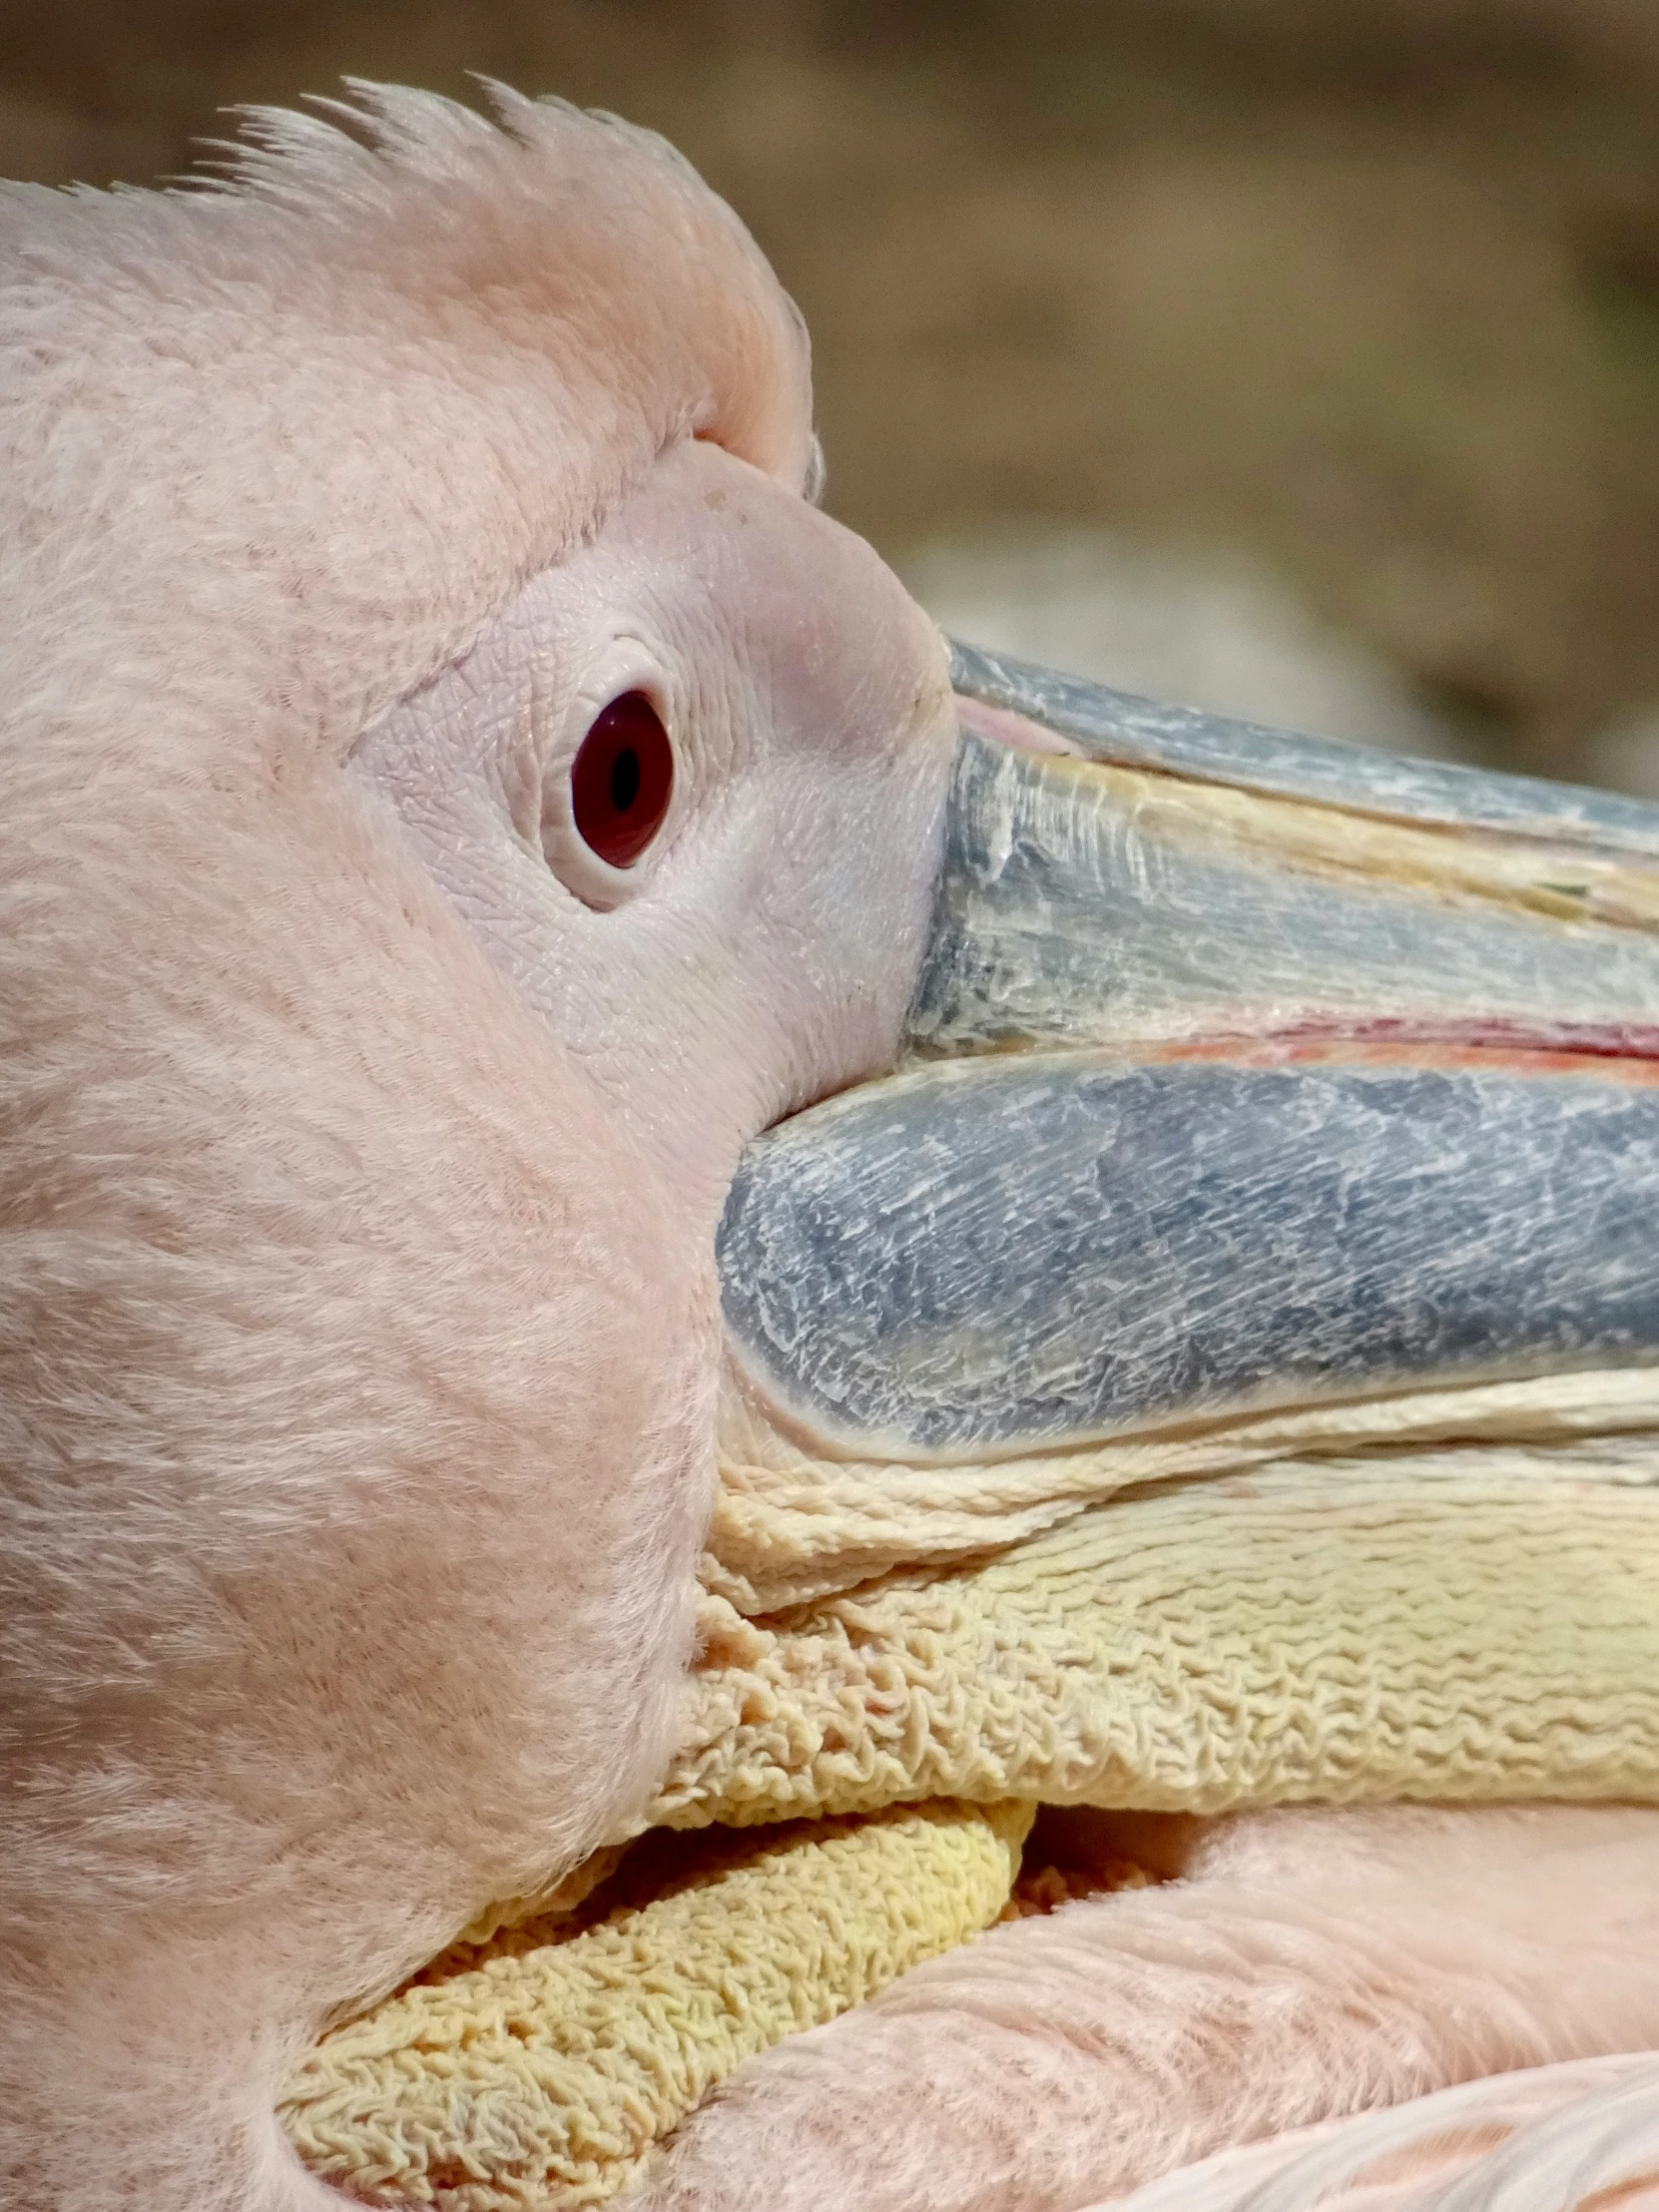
xmin=718 ymin=643 xmax=1659 ymax=1464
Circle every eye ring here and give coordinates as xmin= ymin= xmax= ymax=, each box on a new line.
xmin=568 ymin=692 xmax=675 ymax=869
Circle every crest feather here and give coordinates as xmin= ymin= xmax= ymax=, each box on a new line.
xmin=0 ymin=80 xmax=817 ymax=776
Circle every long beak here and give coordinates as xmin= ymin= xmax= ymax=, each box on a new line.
xmin=719 ymin=641 xmax=1659 ymax=1462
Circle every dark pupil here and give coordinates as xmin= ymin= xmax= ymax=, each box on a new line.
xmin=610 ymin=748 xmax=641 ymax=814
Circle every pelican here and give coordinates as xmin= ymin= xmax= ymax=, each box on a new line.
xmin=2 ymin=82 xmax=1657 ymax=2212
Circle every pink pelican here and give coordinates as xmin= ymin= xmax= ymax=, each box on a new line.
xmin=3 ymin=81 xmax=1657 ymax=2212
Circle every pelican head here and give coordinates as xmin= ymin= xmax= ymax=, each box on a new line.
xmin=5 ymin=79 xmax=1658 ymax=2212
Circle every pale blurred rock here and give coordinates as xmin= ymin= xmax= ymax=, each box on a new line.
xmin=898 ymin=529 xmax=1474 ymax=762
xmin=1585 ymin=713 xmax=1659 ymax=799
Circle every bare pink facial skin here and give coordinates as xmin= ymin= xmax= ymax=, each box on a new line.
xmin=0 ymin=87 xmax=952 ymax=2212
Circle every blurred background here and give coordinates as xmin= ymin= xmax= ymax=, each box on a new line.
xmin=5 ymin=0 xmax=1659 ymax=786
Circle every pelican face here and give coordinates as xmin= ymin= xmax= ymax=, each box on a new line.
xmin=0 ymin=86 xmax=963 ymax=2212
xmin=12 ymin=79 xmax=1659 ymax=2212
xmin=721 ymin=642 xmax=1659 ymax=1464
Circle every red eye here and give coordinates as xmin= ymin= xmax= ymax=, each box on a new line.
xmin=569 ymin=692 xmax=675 ymax=868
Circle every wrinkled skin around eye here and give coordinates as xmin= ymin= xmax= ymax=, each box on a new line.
xmin=352 ymin=435 xmax=956 ymax=1219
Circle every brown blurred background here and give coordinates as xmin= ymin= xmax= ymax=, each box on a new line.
xmin=6 ymin=0 xmax=1659 ymax=783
